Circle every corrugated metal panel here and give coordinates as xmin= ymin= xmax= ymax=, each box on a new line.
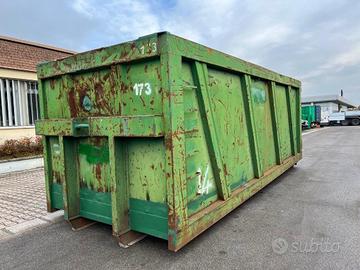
xmin=36 ymin=32 xmax=302 ymax=251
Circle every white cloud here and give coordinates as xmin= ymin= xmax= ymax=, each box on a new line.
xmin=301 ymin=43 xmax=360 ymax=80
xmin=324 ymin=45 xmax=360 ymax=70
xmin=71 ymin=0 xmax=160 ymax=39
xmin=72 ymin=0 xmax=96 ymax=18
xmin=245 ymin=24 xmax=292 ymax=47
xmin=67 ymin=0 xmax=360 ymax=103
xmin=26 ymin=0 xmax=359 ymax=103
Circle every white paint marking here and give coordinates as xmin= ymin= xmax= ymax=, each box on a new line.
xmin=133 ymin=82 xmax=152 ymax=96
xmin=203 ymin=164 xmax=210 ymax=194
xmin=196 ymin=167 xmax=202 ymax=195
xmin=197 ymin=164 xmax=211 ymax=195
xmin=302 ymin=127 xmax=328 ymax=136
xmin=139 ymin=43 xmax=156 ymax=55
xmin=151 ymin=42 xmax=157 ymax=53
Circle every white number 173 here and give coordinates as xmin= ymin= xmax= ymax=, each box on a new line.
xmin=133 ymin=83 xmax=152 ymax=96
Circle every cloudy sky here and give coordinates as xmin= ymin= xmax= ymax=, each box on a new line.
xmin=1 ymin=0 xmax=359 ymax=103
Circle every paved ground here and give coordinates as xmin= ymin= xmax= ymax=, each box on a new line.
xmin=0 ymin=169 xmax=47 ymax=231
xmin=0 ymin=157 xmax=43 ymax=175
xmin=1 ymin=126 xmax=360 ymax=270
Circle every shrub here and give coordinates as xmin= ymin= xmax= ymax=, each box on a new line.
xmin=0 ymin=136 xmax=43 ymax=160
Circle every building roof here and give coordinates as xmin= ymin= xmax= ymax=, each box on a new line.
xmin=301 ymin=95 xmax=357 ymax=108
xmin=0 ymin=35 xmax=76 ymax=73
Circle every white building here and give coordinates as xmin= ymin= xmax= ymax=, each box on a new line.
xmin=0 ymin=35 xmax=75 ymax=144
xmin=301 ymin=95 xmax=358 ymax=124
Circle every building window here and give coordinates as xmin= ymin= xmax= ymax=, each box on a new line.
xmin=0 ymin=78 xmax=40 ymax=127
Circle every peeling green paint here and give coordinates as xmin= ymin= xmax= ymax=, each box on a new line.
xmin=251 ymin=86 xmax=266 ymax=104
xmin=36 ymin=32 xmax=301 ymax=251
xmin=78 ymin=143 xmax=109 ymax=164
xmin=82 ymin=95 xmax=93 ymax=112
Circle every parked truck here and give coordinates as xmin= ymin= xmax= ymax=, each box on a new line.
xmin=328 ymin=111 xmax=360 ymax=126
xmin=301 ymin=105 xmax=321 ymax=128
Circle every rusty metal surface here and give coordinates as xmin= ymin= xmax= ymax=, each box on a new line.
xmin=36 ymin=32 xmax=302 ymax=251
xmin=117 ymin=231 xmax=146 ymax=248
xmin=69 ymin=217 xmax=97 ymax=231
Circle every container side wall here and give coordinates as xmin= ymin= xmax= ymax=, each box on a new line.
xmin=177 ymin=59 xmax=298 ymax=221
xmin=170 ymin=59 xmax=301 ymax=251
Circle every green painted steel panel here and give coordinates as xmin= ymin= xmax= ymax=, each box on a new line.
xmin=127 ymin=138 xmax=166 ymax=203
xmin=274 ymin=84 xmax=293 ymax=160
xmin=50 ymin=183 xmax=63 ymax=210
xmin=78 ymin=137 xmax=111 ymax=192
xmin=129 ymin=198 xmax=168 ymax=240
xmin=79 ymin=188 xmax=112 ymax=225
xmin=251 ymin=79 xmax=277 ymax=171
xmin=206 ymin=68 xmax=255 ymax=189
xmin=182 ymin=62 xmax=219 ymax=215
xmin=36 ymin=32 xmax=301 ymax=251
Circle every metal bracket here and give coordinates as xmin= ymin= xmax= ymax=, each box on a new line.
xmin=117 ymin=231 xmax=146 ymax=248
xmin=72 ymin=119 xmax=90 ymax=137
xmin=69 ymin=217 xmax=97 ymax=231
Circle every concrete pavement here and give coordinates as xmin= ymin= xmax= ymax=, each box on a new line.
xmin=0 ymin=157 xmax=43 ymax=175
xmin=0 ymin=168 xmax=63 ymax=241
xmin=1 ymin=126 xmax=360 ymax=270
xmin=0 ymin=169 xmax=47 ymax=231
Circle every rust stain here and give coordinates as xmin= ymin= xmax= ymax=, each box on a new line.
xmin=139 ymin=95 xmax=146 ymax=107
xmin=155 ymin=67 xmax=161 ymax=81
xmin=95 ymin=164 xmax=103 ymax=190
xmin=165 ymin=137 xmax=173 ymax=151
xmin=67 ymin=88 xmax=78 ymax=117
xmin=49 ymin=79 xmax=56 ymax=89
xmin=94 ymin=81 xmax=112 ymax=114
xmin=223 ymin=164 xmax=229 ymax=176
xmin=120 ymin=82 xmax=128 ymax=94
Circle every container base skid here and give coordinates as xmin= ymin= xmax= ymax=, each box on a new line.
xmin=117 ymin=231 xmax=146 ymax=248
xmin=69 ymin=217 xmax=97 ymax=231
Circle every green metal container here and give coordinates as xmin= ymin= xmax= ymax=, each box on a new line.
xmin=35 ymin=32 xmax=302 ymax=251
xmin=301 ymin=105 xmax=321 ymax=128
